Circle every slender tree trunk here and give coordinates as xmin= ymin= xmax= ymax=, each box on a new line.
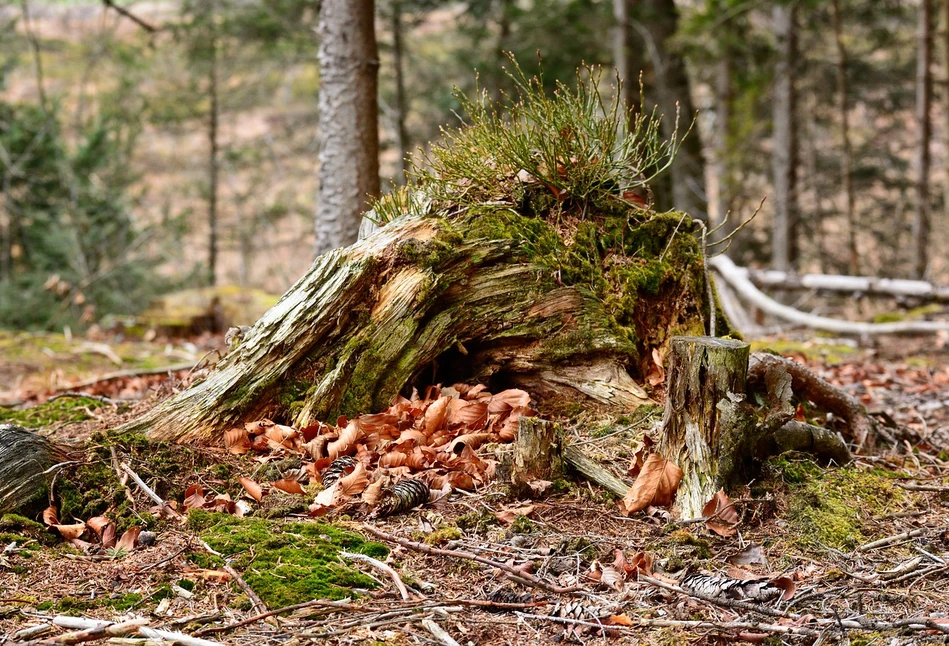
xmin=613 ymin=0 xmax=638 ymax=121
xmin=391 ymin=0 xmax=409 ymax=185
xmin=208 ymin=9 xmax=220 ymax=287
xmin=315 ymin=0 xmax=381 ymax=256
xmin=914 ymin=0 xmax=933 ymax=279
xmin=711 ymin=49 xmax=732 ymax=242
xmin=944 ymin=0 xmax=949 ymax=229
xmin=642 ymin=0 xmax=707 ymax=219
xmin=771 ymin=3 xmax=799 ymax=272
xmin=831 ymin=0 xmax=858 ymax=276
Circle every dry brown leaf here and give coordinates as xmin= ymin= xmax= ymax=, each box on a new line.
xmin=362 ymin=478 xmax=386 ymax=507
xmin=327 ymin=421 xmax=362 ymax=459
xmin=448 ymin=432 xmax=491 ymax=454
xmin=313 ymin=482 xmax=340 ymax=508
xmin=606 ymin=614 xmax=634 ymax=627
xmin=42 ymin=506 xmax=59 ymax=526
xmin=245 ymin=419 xmax=275 ymax=435
xmin=101 ymin=523 xmax=117 ymax=549
xmin=224 ymin=428 xmax=251 ymax=454
xmin=489 ymin=388 xmax=531 ymax=411
xmin=770 ymin=576 xmax=796 ymax=601
xmin=726 ymin=543 xmax=769 ymax=568
xmin=446 ymin=399 xmax=489 ymax=428
xmin=86 ymin=516 xmax=111 ymax=538
xmin=117 ymin=526 xmax=141 ymax=551
xmin=272 ymin=479 xmax=307 ymax=495
xmin=183 ymin=484 xmax=206 ymax=510
xmin=626 ymin=550 xmax=654 ymax=577
xmin=185 ymin=568 xmax=232 ymax=583
xmin=626 ymin=435 xmax=655 ymax=478
xmin=336 ymin=462 xmax=369 ymax=497
xmin=379 ymin=452 xmax=408 ymax=468
xmin=421 ymin=396 xmax=451 ymax=436
xmin=599 ymin=564 xmax=625 ymax=591
xmin=647 ymin=347 xmax=666 ymax=386
xmin=264 ymin=424 xmax=301 ymax=451
xmin=618 ymin=454 xmax=682 ymax=515
xmin=703 ymin=488 xmax=740 ymax=537
xmin=53 ymin=523 xmax=86 ymax=540
xmin=238 ymin=477 xmax=265 ymax=502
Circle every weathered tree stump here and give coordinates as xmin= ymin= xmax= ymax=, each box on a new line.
xmin=658 ymin=336 xmax=751 ymax=519
xmin=511 ymin=417 xmax=565 ymax=496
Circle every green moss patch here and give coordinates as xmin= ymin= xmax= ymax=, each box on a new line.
xmin=187 ymin=510 xmax=387 ymax=607
xmin=0 ymin=396 xmax=106 ymax=427
xmin=771 ymin=456 xmax=909 ymax=550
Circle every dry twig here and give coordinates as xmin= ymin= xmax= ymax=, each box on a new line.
xmin=340 ymin=550 xmax=414 ymax=601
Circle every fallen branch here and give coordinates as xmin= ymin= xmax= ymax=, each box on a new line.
xmin=361 ymin=524 xmax=582 ymax=594
xmin=514 ymin=611 xmax=820 ymax=639
xmin=340 ymin=550 xmax=414 ymax=601
xmin=194 ymin=599 xmax=366 ymax=636
xmin=422 ymin=619 xmax=462 ymax=646
xmin=55 ymin=363 xmax=195 ymax=392
xmin=562 ymin=444 xmax=631 ymax=498
xmin=120 ymin=462 xmax=184 ymax=520
xmin=639 ymin=575 xmax=795 ymax=620
xmin=222 ymin=563 xmax=267 ymax=614
xmin=856 ymin=528 xmax=929 ymax=552
xmin=711 ymin=255 xmax=949 ymax=334
xmin=733 ymin=264 xmax=949 ymax=302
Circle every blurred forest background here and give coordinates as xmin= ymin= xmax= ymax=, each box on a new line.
xmin=1 ymin=0 xmax=946 ymax=331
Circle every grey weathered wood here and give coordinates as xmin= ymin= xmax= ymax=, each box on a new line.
xmin=563 ymin=444 xmax=632 ymax=498
xmin=658 ymin=336 xmax=750 ymax=519
xmin=513 ymin=417 xmax=565 ymax=486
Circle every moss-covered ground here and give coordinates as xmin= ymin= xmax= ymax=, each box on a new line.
xmin=187 ymin=510 xmax=387 ymax=607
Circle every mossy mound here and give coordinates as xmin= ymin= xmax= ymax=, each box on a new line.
xmin=769 ymin=455 xmax=911 ymax=551
xmin=0 ymin=396 xmax=107 ymax=427
xmin=187 ymin=510 xmax=388 ymax=607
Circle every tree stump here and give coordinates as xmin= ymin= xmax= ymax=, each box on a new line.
xmin=511 ymin=417 xmax=565 ymax=496
xmin=658 ymin=336 xmax=751 ymax=519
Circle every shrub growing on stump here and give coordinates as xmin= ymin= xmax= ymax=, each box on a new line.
xmin=123 ymin=64 xmax=723 ymax=444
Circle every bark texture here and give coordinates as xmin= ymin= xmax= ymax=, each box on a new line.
xmin=124 ymin=207 xmax=711 ymax=444
xmin=315 ymin=0 xmax=381 ymax=256
xmin=658 ymin=336 xmax=751 ymax=519
xmin=914 ymin=0 xmax=933 ymax=279
xmin=512 ymin=417 xmax=565 ymax=493
xmin=771 ymin=3 xmax=799 ymax=271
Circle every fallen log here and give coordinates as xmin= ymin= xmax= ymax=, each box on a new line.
xmin=711 ymin=254 xmax=949 ymax=334
xmin=735 ymin=264 xmax=949 ymax=302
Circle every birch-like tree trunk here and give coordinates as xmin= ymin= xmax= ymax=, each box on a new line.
xmin=390 ymin=0 xmax=409 ymax=186
xmin=771 ymin=3 xmax=799 ymax=272
xmin=711 ymin=48 xmax=732 ymax=241
xmin=613 ymin=0 xmax=638 ymax=121
xmin=314 ymin=0 xmax=381 ymax=256
xmin=914 ymin=0 xmax=933 ymax=279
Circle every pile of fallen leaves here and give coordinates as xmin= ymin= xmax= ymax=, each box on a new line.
xmin=216 ymin=384 xmax=535 ymax=517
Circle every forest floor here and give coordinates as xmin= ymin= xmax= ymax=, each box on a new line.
xmin=0 ymin=330 xmax=948 ymax=645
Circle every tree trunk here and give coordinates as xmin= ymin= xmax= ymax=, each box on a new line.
xmin=658 ymin=336 xmax=751 ymax=519
xmin=122 ymin=205 xmax=712 ymax=444
xmin=710 ymin=47 xmax=732 ymax=242
xmin=314 ymin=0 xmax=381 ymax=256
xmin=207 ymin=4 xmax=220 ymax=286
xmin=642 ymin=0 xmax=707 ymax=219
xmin=831 ymin=0 xmax=858 ymax=276
xmin=914 ymin=0 xmax=933 ymax=279
xmin=771 ymin=3 xmax=799 ymax=272
xmin=391 ymin=0 xmax=409 ymax=186
xmin=612 ymin=0 xmax=639 ymax=122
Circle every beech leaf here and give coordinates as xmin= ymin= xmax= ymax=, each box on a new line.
xmin=703 ymin=488 xmax=740 ymax=536
xmin=619 ymin=454 xmax=682 ymax=515
xmin=238 ymin=477 xmax=265 ymax=502
xmin=272 ymin=479 xmax=307 ymax=495
xmin=117 ymin=526 xmax=141 ymax=551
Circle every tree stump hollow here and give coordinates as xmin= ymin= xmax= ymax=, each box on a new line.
xmin=658 ymin=336 xmax=751 ymax=519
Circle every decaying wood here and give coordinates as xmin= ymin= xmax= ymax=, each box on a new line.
xmin=711 ymin=254 xmax=949 ymax=334
xmin=121 ymin=209 xmax=699 ymax=444
xmin=747 ymin=352 xmax=872 ymax=450
xmin=512 ymin=417 xmax=565 ymax=495
xmin=562 ymin=444 xmax=632 ymax=498
xmin=731 ymin=263 xmax=949 ymax=301
xmin=658 ymin=336 xmax=751 ymax=519
xmin=771 ymin=420 xmax=851 ymax=465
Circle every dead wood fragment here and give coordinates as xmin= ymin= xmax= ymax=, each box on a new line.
xmin=360 ymin=524 xmax=582 ymax=594
xmin=512 ymin=417 xmax=564 ymax=497
xmin=221 ymin=563 xmax=267 ymax=614
xmin=562 ymin=444 xmax=632 ymax=498
xmin=340 ymin=550 xmax=414 ymax=601
xmin=748 ymin=352 xmax=872 ymax=450
xmin=771 ymin=420 xmax=851 ymax=465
